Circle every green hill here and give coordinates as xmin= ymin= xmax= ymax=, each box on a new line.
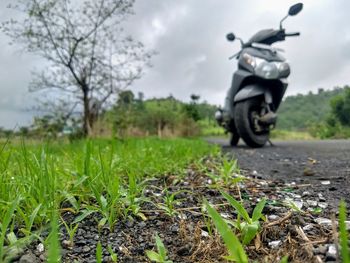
xmin=277 ymin=87 xmax=348 ymax=130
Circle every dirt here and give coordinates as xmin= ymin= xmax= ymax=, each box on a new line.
xmin=208 ymin=138 xmax=350 ymax=211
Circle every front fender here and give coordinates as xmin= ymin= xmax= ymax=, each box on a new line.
xmin=234 ymin=84 xmax=269 ymax=103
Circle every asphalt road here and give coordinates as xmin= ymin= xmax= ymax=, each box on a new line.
xmin=208 ymin=138 xmax=350 ymax=208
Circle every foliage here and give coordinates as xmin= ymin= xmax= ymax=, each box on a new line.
xmin=3 ymin=0 xmax=153 ymax=137
xmin=146 ymin=234 xmax=173 ymax=263
xmin=277 ymin=87 xmax=348 ymax=130
xmin=106 ymin=91 xmax=220 ymax=137
xmin=330 ymin=88 xmax=350 ymax=126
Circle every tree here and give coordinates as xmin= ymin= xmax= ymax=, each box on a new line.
xmin=330 ymin=88 xmax=350 ymax=126
xmin=3 ymin=0 xmax=153 ymax=136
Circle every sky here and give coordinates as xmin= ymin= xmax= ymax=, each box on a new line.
xmin=1 ymin=0 xmax=350 ymax=128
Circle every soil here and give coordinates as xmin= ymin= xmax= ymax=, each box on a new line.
xmin=15 ymin=139 xmax=350 ymax=263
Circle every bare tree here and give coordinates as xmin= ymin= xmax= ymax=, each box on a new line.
xmin=2 ymin=0 xmax=153 ymax=136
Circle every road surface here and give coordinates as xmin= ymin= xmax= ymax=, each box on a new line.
xmin=208 ymin=138 xmax=350 ymax=208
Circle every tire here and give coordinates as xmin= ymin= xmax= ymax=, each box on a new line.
xmin=229 ymin=123 xmax=240 ymax=146
xmin=234 ymin=97 xmax=269 ymax=148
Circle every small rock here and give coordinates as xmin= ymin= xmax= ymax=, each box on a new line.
xmin=346 ymin=221 xmax=350 ymax=231
xmin=306 ymin=200 xmax=318 ymax=207
xmin=36 ymin=243 xmax=44 ymax=253
xmin=326 ymin=244 xmax=337 ymax=261
xmin=321 ymin=181 xmax=331 ymax=185
xmin=178 ymin=214 xmax=187 ymax=220
xmin=318 ymin=193 xmax=326 ymax=202
xmin=268 ymin=215 xmax=279 ymax=221
xmin=302 ymin=191 xmax=310 ymax=197
xmin=82 ymin=245 xmax=91 ymax=253
xmin=315 ymin=218 xmax=332 ymax=227
xmin=268 ymin=240 xmax=282 ymax=249
xmin=19 ymin=252 xmax=39 ymax=263
xmin=302 ymin=224 xmax=314 ymax=231
xmin=294 ymin=201 xmax=304 ymax=210
xmin=62 ymin=240 xmax=73 ymax=248
xmin=318 ymin=203 xmax=328 ymax=209
xmin=201 ymin=230 xmax=209 ymax=237
xmin=303 ymin=167 xmax=315 ymax=176
xmin=220 ymin=213 xmax=231 ymax=219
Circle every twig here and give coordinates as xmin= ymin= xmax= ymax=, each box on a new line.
xmin=331 ymin=214 xmax=340 ymax=262
xmin=265 ymin=211 xmax=293 ymax=228
xmin=302 ymin=238 xmax=329 ymax=246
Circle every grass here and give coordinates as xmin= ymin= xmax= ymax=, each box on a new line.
xmin=0 ymin=137 xmax=218 ymax=260
xmin=270 ymin=129 xmax=315 ymax=140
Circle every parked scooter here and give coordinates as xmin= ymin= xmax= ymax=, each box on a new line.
xmin=215 ymin=3 xmax=303 ymax=147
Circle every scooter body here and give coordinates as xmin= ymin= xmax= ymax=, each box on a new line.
xmin=216 ymin=3 xmax=303 ymax=147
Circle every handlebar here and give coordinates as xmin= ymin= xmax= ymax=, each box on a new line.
xmin=284 ymin=32 xmax=300 ymax=37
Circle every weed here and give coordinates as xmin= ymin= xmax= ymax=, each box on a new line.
xmin=221 ymin=191 xmax=266 ymax=245
xmin=146 ymin=234 xmax=173 ymax=263
xmin=61 ymin=218 xmax=79 ymax=247
xmin=204 ymin=200 xmax=248 ymax=263
xmin=157 ymin=189 xmax=187 ymax=217
xmin=108 ymin=245 xmax=118 ymax=262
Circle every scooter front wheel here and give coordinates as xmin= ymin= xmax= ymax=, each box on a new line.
xmin=234 ymin=97 xmax=269 ymax=148
xmin=230 ymin=132 xmax=240 ymax=146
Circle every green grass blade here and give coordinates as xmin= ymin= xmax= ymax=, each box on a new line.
xmin=205 ymin=200 xmax=248 ymax=263
xmin=339 ymin=200 xmax=350 ymax=263
xmin=0 ymin=197 xmax=20 ymax=260
xmin=146 ymin=250 xmax=161 ymax=262
xmin=252 ymin=198 xmax=266 ymax=222
xmin=47 ymin=212 xmax=60 ymax=263
xmin=221 ymin=191 xmax=251 ymax=223
xmin=155 ymin=234 xmax=167 ymax=260
xmin=96 ymin=241 xmax=103 ymax=263
xmin=242 ymin=222 xmax=259 ymax=245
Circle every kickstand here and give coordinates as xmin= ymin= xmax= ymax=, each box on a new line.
xmin=268 ymin=139 xmax=274 ymax=147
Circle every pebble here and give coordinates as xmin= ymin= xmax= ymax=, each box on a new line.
xmin=315 ymin=218 xmax=332 ymax=227
xmin=306 ymin=200 xmax=318 ymax=207
xmin=201 ymin=230 xmax=209 ymax=237
xmin=220 ymin=213 xmax=231 ymax=219
xmin=36 ymin=243 xmax=44 ymax=253
xmin=302 ymin=191 xmax=310 ymax=197
xmin=82 ymin=245 xmax=91 ymax=253
xmin=268 ymin=215 xmax=279 ymax=221
xmin=302 ymin=224 xmax=314 ymax=231
xmin=318 ymin=193 xmax=326 ymax=202
xmin=325 ymin=244 xmax=337 ymax=261
xmin=268 ymin=240 xmax=282 ymax=249
xmin=19 ymin=253 xmax=39 ymax=263
xmin=318 ymin=202 xmax=328 ymax=209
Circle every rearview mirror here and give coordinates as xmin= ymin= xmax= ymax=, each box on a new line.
xmin=226 ymin=33 xmax=235 ymax=42
xmin=288 ymin=3 xmax=303 ymax=16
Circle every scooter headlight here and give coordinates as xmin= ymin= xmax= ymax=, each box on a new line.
xmin=255 ymin=61 xmax=279 ymax=79
xmin=241 ymin=53 xmax=288 ymax=79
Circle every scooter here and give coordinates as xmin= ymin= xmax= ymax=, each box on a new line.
xmin=215 ymin=3 xmax=303 ymax=147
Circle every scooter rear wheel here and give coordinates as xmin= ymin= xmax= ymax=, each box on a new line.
xmin=234 ymin=97 xmax=269 ymax=148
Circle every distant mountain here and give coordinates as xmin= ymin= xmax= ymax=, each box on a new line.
xmin=276 ymin=87 xmax=348 ymax=130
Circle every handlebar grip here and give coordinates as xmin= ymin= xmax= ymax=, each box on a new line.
xmin=285 ymin=32 xmax=300 ymax=37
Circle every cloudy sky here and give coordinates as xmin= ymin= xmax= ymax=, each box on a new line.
xmin=1 ymin=0 xmax=350 ymax=128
